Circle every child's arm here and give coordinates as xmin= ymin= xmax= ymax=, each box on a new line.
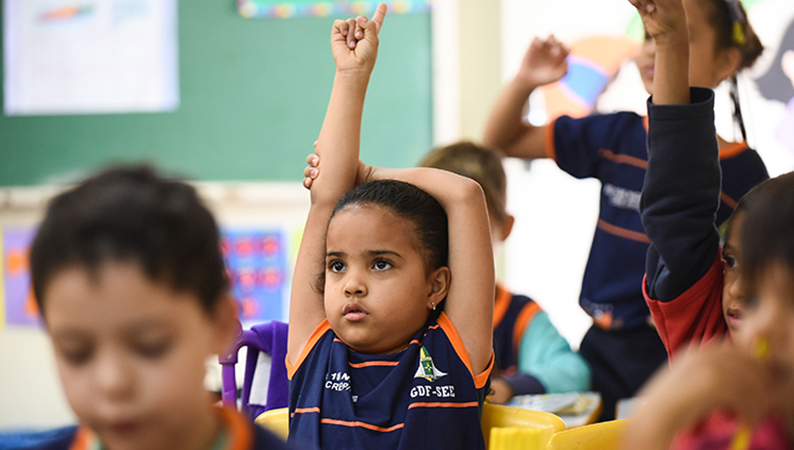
xmin=631 ymin=0 xmax=725 ymax=354
xmin=288 ymin=4 xmax=387 ymax=364
xmin=367 ymin=166 xmax=495 ymax=375
xmin=623 ymin=344 xmax=779 ymax=450
xmin=482 ymin=36 xmax=569 ymax=159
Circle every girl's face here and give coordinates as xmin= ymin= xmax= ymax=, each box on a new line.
xmin=733 ymin=262 xmax=794 ymax=388
xmin=723 ymin=212 xmax=749 ymax=334
xmin=636 ymin=0 xmax=738 ymax=94
xmin=44 ymin=262 xmax=235 ymax=450
xmin=324 ymin=204 xmax=448 ymax=355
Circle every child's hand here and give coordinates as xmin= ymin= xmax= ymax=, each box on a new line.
xmin=515 ymin=36 xmax=570 ymax=89
xmin=331 ymin=3 xmax=387 ymax=74
xmin=488 ymin=379 xmax=514 ymax=405
xmin=302 ymin=150 xmax=372 ymax=190
xmin=627 ymin=0 xmax=687 ymax=44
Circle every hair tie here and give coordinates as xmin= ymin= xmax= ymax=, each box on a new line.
xmin=726 ymin=0 xmax=747 ymax=45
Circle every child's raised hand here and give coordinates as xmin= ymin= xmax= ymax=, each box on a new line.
xmin=515 ymin=36 xmax=570 ymax=89
xmin=331 ymin=3 xmax=387 ymax=73
xmin=627 ymin=0 xmax=687 ymax=43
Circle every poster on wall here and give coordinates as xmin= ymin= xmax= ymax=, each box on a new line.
xmin=237 ymin=0 xmax=430 ymax=19
xmin=3 ymin=0 xmax=179 ymax=116
xmin=221 ymin=229 xmax=289 ymax=324
xmin=0 ymin=226 xmax=290 ymax=329
xmin=1 ymin=228 xmax=40 ymax=328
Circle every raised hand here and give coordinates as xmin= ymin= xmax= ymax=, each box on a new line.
xmin=331 ymin=3 xmax=387 ymax=73
xmin=515 ymin=36 xmax=570 ymax=89
xmin=627 ymin=0 xmax=686 ymax=43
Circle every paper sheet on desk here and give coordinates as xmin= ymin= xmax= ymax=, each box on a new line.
xmin=508 ymin=392 xmax=602 ymax=428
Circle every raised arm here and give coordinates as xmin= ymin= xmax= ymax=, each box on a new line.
xmin=366 ymin=166 xmax=495 ymax=375
xmin=482 ymin=36 xmax=569 ymax=160
xmin=288 ymin=4 xmax=387 ymax=364
xmin=632 ymin=0 xmax=722 ymax=307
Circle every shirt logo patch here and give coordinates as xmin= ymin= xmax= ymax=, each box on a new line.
xmin=414 ymin=346 xmax=447 ymax=382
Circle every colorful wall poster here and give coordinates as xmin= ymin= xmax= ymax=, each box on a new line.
xmin=221 ymin=229 xmax=289 ymax=324
xmin=3 ymin=0 xmax=179 ymax=116
xmin=237 ymin=0 xmax=430 ymax=19
xmin=2 ymin=228 xmax=40 ymax=328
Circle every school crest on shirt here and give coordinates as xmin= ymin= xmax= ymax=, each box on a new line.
xmin=414 ymin=346 xmax=447 ymax=382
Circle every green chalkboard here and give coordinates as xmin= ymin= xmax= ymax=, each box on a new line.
xmin=0 ymin=2 xmax=432 ymax=186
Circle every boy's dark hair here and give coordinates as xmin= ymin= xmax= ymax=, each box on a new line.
xmin=328 ymin=178 xmax=448 ymax=272
xmin=30 ymin=165 xmax=229 ymax=315
xmin=419 ymin=141 xmax=507 ymax=223
xmin=740 ymin=171 xmax=794 ymax=285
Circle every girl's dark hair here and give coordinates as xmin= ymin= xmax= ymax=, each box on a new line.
xmin=756 ymin=18 xmax=794 ymax=103
xmin=317 ymin=180 xmax=448 ymax=293
xmin=703 ymin=0 xmax=764 ymax=142
xmin=334 ymin=179 xmax=449 ymax=270
xmin=30 ymin=165 xmax=229 ymax=316
xmin=740 ymin=171 xmax=794 ymax=287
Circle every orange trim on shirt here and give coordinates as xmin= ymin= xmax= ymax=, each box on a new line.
xmin=545 ymin=118 xmax=558 ymax=161
xmin=68 ymin=428 xmax=94 ymax=450
xmin=218 ymin=407 xmax=254 ymax=450
xmin=408 ymin=401 xmax=480 ymax=409
xmin=321 ymin=418 xmax=404 ymax=433
xmin=436 ymin=312 xmax=494 ymax=389
xmin=597 ymin=148 xmax=648 ymax=169
xmin=286 ymin=319 xmax=332 ymax=380
xmin=597 ymin=219 xmax=651 ymax=244
xmin=720 ymin=192 xmax=738 ymax=210
xmin=642 ymin=115 xmax=649 ymax=132
xmin=512 ymin=302 xmax=541 ymax=352
xmin=291 ymin=407 xmax=321 ymax=417
xmin=718 ymin=141 xmax=749 ymax=160
xmin=493 ymin=285 xmax=512 ymax=328
xmin=348 ymin=360 xmax=400 ymax=368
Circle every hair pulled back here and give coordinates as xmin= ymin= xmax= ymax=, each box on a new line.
xmin=332 ymin=179 xmax=449 ymax=271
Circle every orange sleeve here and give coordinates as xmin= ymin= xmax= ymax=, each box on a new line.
xmin=286 ymin=319 xmax=332 ymax=380
xmin=437 ymin=312 xmax=494 ymax=390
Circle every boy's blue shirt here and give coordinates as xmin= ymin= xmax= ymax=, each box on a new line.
xmin=549 ymin=110 xmax=768 ymax=329
xmin=287 ymin=312 xmax=492 ymax=450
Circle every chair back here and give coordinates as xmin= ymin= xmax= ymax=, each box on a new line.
xmin=544 ymin=419 xmax=629 ymax=450
xmin=255 ymin=407 xmax=289 ymax=440
xmin=482 ymin=403 xmax=566 ymax=450
xmin=255 ymin=404 xmax=568 ymax=447
xmin=219 ymin=320 xmax=289 ymax=417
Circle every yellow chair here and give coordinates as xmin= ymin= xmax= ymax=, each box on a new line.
xmin=255 ymin=407 xmax=289 ymax=440
xmin=544 ymin=419 xmax=629 ymax=450
xmin=482 ymin=403 xmax=566 ymax=450
xmin=256 ymin=403 xmax=567 ymax=448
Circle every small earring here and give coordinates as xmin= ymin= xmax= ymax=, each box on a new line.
xmin=431 ymin=302 xmax=436 ymax=311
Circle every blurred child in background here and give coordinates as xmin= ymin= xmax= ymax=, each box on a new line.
xmin=483 ymin=0 xmax=768 ymax=420
xmin=626 ymin=0 xmax=794 ymax=447
xmin=27 ymin=166 xmax=293 ymax=450
xmin=419 ymin=142 xmax=590 ymax=403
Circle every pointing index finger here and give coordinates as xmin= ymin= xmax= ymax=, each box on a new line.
xmin=371 ymin=2 xmax=387 ymax=33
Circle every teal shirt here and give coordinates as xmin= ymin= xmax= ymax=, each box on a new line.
xmin=518 ymin=311 xmax=591 ymax=393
